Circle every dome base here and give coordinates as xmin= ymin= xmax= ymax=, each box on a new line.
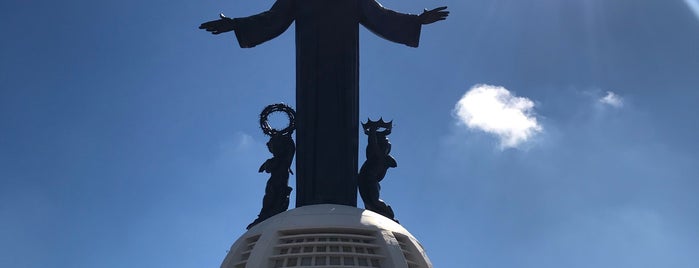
xmin=221 ymin=204 xmax=432 ymax=268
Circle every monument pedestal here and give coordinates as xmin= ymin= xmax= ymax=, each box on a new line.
xmin=222 ymin=204 xmax=432 ymax=268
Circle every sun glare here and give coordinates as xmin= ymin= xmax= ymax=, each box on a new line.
xmin=685 ymin=0 xmax=699 ymax=20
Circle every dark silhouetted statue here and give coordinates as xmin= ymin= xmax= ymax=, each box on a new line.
xmin=200 ymin=1 xmax=448 ymax=208
xmin=247 ymin=104 xmax=296 ymax=230
xmin=358 ymin=118 xmax=398 ymax=222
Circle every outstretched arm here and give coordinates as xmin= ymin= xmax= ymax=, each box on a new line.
xmin=199 ymin=13 xmax=236 ymax=35
xmin=198 ymin=0 xmax=295 ymax=48
xmin=419 ymin=6 xmax=449 ymax=25
xmin=359 ymin=1 xmax=449 ymax=47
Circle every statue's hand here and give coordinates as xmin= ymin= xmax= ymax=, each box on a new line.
xmin=419 ymin=6 xmax=449 ymax=25
xmin=199 ymin=13 xmax=236 ymax=35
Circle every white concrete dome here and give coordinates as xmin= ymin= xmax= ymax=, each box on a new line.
xmin=221 ymin=204 xmax=432 ymax=268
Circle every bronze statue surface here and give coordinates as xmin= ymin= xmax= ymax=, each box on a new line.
xmin=247 ymin=104 xmax=296 ymax=230
xmin=358 ymin=118 xmax=398 ymax=222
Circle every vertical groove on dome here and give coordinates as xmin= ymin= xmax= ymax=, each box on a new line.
xmin=232 ymin=234 xmax=260 ymax=268
xmin=269 ymin=229 xmax=385 ymax=267
xmin=393 ymin=232 xmax=425 ymax=268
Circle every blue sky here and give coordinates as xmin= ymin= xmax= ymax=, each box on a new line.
xmin=1 ymin=0 xmax=698 ymax=267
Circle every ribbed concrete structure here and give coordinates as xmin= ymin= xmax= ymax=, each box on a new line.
xmin=221 ymin=204 xmax=432 ymax=268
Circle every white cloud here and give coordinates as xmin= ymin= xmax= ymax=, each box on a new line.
xmin=453 ymin=84 xmax=542 ymax=148
xmin=600 ymin=91 xmax=623 ymax=108
xmin=213 ymin=131 xmax=267 ymax=173
xmin=216 ymin=132 xmax=258 ymax=162
xmin=236 ymin=132 xmax=254 ymax=148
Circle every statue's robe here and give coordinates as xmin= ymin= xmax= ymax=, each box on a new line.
xmin=232 ymin=0 xmax=422 ymax=207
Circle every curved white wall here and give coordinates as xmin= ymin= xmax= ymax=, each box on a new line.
xmin=221 ymin=204 xmax=432 ymax=268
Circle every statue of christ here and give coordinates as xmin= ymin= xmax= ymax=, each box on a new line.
xmin=200 ymin=0 xmax=448 ymax=207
